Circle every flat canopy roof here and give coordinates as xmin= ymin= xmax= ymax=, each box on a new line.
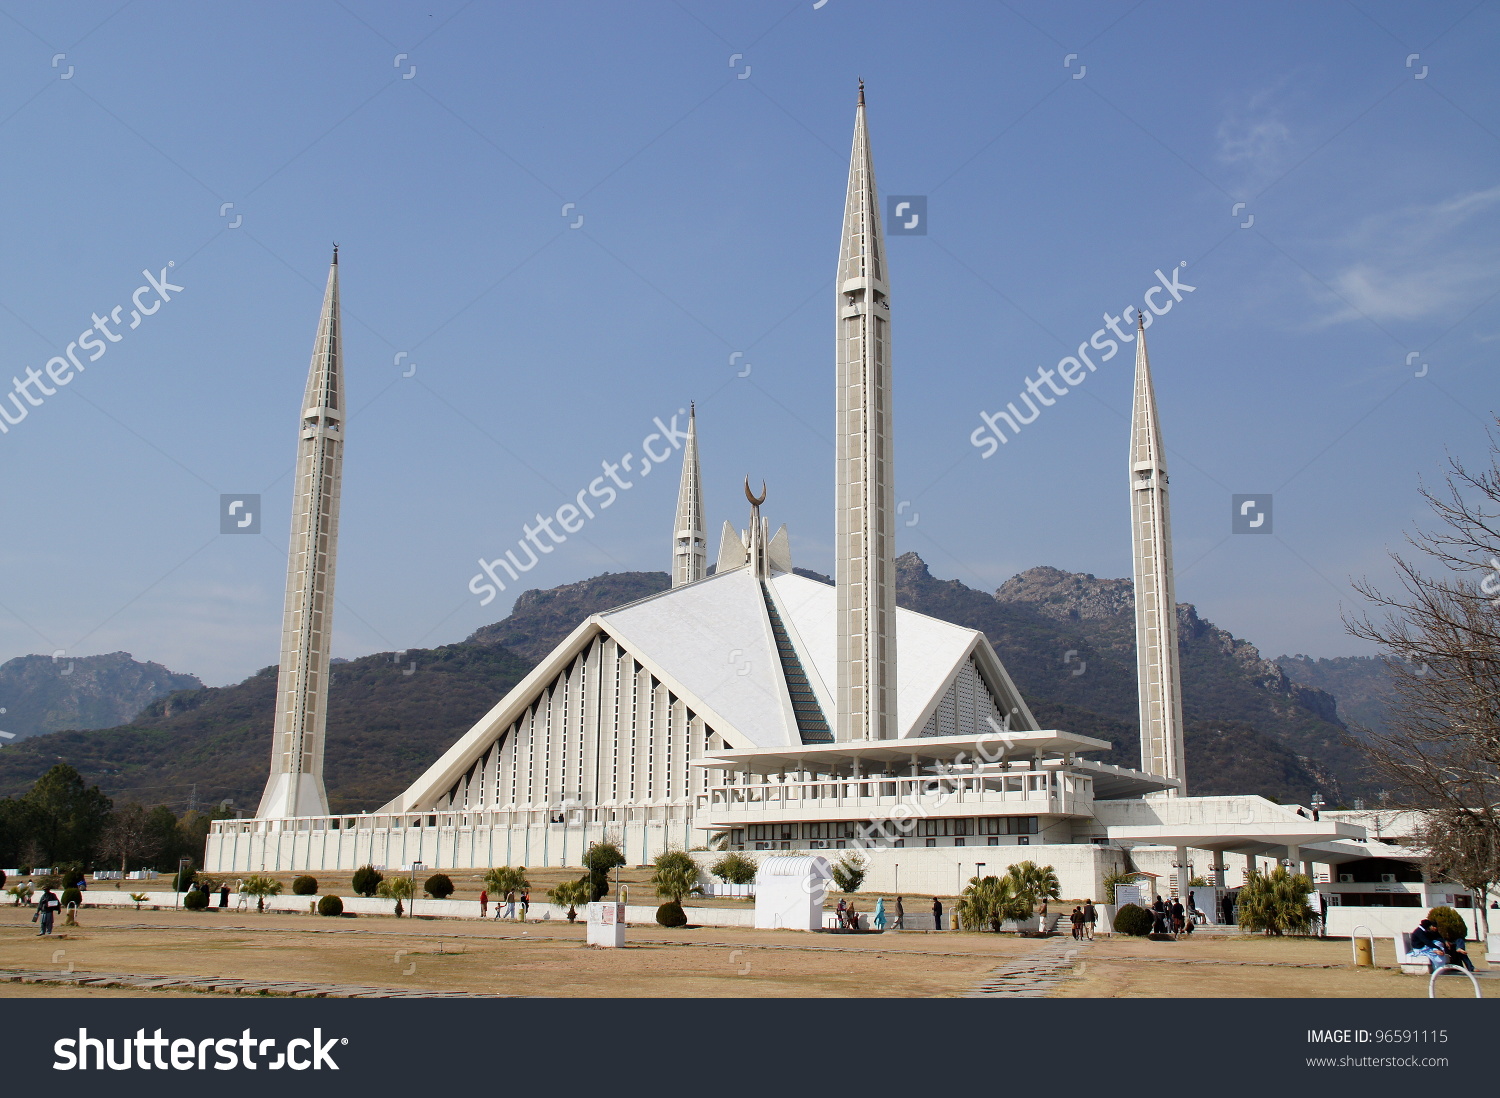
xmin=695 ymin=729 xmax=1114 ymax=774
xmin=1107 ymin=817 xmax=1366 ymax=853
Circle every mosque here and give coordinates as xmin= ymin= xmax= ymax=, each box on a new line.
xmin=208 ymin=87 xmax=1452 ymax=922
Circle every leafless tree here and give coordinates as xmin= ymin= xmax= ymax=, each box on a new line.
xmin=1417 ymin=808 xmax=1499 ymax=939
xmin=97 ymin=804 xmax=161 ymax=879
xmin=1347 ymin=422 xmax=1500 ymax=922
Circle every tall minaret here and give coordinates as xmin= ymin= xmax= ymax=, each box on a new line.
xmin=835 ymin=81 xmax=897 ymax=742
xmin=257 ymin=248 xmax=343 ymax=819
xmin=1130 ymin=313 xmax=1186 ymax=793
xmin=671 ymin=404 xmax=705 ymax=586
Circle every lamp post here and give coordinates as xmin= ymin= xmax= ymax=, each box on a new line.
xmin=176 ymin=856 xmax=190 ymax=909
xmin=894 ymin=863 xmax=899 ymax=895
xmin=410 ymin=860 xmax=425 ymax=919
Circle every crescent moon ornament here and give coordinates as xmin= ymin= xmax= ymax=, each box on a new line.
xmin=744 ymin=477 xmax=767 ymax=506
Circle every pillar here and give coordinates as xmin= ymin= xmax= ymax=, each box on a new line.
xmin=1174 ymin=845 xmax=1189 ymax=900
xmin=1212 ymin=851 xmax=1226 ymax=888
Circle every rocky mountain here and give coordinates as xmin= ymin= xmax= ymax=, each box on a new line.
xmin=0 ymin=652 xmax=201 ymax=742
xmin=1275 ymin=654 xmax=1394 ymax=740
xmin=0 ymin=555 xmax=1373 ymax=810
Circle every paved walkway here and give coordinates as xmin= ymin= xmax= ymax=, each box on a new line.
xmin=0 ymin=967 xmax=508 ymax=998
xmin=968 ymin=935 xmax=1093 ymax=998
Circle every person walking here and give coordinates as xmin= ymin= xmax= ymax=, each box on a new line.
xmin=479 ymin=889 xmax=489 ymax=919
xmin=1083 ymin=899 xmax=1097 ymax=940
xmin=931 ymin=897 xmax=944 ymax=931
xmin=1070 ymin=906 xmax=1084 ymax=940
xmin=503 ymin=890 xmax=516 ymax=921
xmin=1151 ymin=896 xmax=1167 ymax=935
xmin=847 ymin=900 xmax=859 ymax=932
xmin=836 ymin=898 xmax=848 ymax=930
xmin=895 ymin=895 xmax=905 ymax=930
xmin=520 ymin=891 xmax=530 ymax=921
xmin=1170 ymin=897 xmax=1186 ymax=936
xmin=873 ymin=897 xmax=887 ymax=931
xmin=33 ymin=887 xmax=60 ymax=937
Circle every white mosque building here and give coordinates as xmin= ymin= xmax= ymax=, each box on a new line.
xmin=209 ymin=87 xmax=1452 ymax=920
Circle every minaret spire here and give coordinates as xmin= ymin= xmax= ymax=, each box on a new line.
xmin=835 ymin=83 xmax=897 ymax=742
xmin=258 ymin=249 xmax=344 ymax=818
xmin=672 ymin=403 xmax=706 ymax=587
xmin=1130 ymin=312 xmax=1186 ymax=793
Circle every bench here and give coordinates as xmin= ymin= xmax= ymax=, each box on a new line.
xmin=1395 ymin=931 xmax=1438 ymax=975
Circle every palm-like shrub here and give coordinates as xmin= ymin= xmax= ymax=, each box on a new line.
xmin=241 ymin=875 xmax=282 ymax=913
xmin=377 ymin=876 xmax=415 ymax=900
xmin=582 ymin=842 xmax=626 ymax=902
xmin=1236 ymin=867 xmax=1315 ymax=936
xmin=547 ymin=877 xmax=591 ymax=921
xmin=1005 ymin=861 xmax=1061 ymax=910
xmin=317 ymin=895 xmax=344 ymax=917
xmin=351 ymin=865 xmax=383 ymax=897
xmin=292 ymin=875 xmax=318 ymax=896
xmin=831 ymin=851 xmax=868 ymax=894
xmin=128 ymin=892 xmax=147 ymax=909
xmin=710 ymin=852 xmax=758 ymax=886
xmin=483 ymin=866 xmax=530 ymax=897
xmin=956 ymin=875 xmax=1031 ymax=932
xmin=1113 ymin=903 xmax=1154 ymax=936
xmin=423 ymin=873 xmax=454 ymax=899
xmin=1427 ymin=905 xmax=1468 ymax=941
xmin=651 ymin=850 xmax=702 ymax=903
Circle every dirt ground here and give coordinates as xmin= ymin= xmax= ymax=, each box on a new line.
xmin=1053 ymin=932 xmax=1493 ymax=998
xmin=0 ymin=905 xmax=1034 ymax=998
xmin=1 ymin=905 xmax=1485 ymax=998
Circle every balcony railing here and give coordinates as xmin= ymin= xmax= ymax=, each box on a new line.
xmin=698 ymin=769 xmax=1091 ymax=817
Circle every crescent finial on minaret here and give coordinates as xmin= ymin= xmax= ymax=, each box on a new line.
xmin=744 ymin=476 xmax=767 ymax=506
xmin=332 ymin=243 xmax=339 ymax=264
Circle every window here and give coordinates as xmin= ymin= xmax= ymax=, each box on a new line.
xmin=1017 ymin=835 xmax=1030 ymax=845
xmin=987 ymin=836 xmax=998 ymax=846
xmin=925 ymin=838 xmax=936 ymax=848
xmin=954 ymin=837 xmax=965 ymax=847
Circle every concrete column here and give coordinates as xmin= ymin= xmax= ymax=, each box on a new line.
xmin=1246 ymin=854 xmax=1257 ymax=879
xmin=1212 ymin=851 xmax=1226 ymax=888
xmin=1285 ymin=845 xmax=1300 ymax=874
xmin=1175 ymin=846 xmax=1189 ymax=900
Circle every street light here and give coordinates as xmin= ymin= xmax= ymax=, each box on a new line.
xmin=410 ymin=860 xmax=425 ymax=918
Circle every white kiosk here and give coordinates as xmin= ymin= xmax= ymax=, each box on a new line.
xmin=586 ymin=901 xmax=626 ymax=947
xmin=753 ymin=855 xmax=831 ymax=931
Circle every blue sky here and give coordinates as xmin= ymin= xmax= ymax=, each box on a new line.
xmin=0 ymin=1 xmax=1495 ymax=687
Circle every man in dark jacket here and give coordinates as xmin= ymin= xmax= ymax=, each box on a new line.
xmin=931 ymin=897 xmax=943 ymax=931
xmin=33 ymin=888 xmax=60 ymax=936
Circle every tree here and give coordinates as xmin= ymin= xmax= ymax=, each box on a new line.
xmin=98 ymin=805 xmax=161 ymax=879
xmin=377 ymin=876 xmax=415 ymax=903
xmin=1005 ymin=861 xmax=1061 ymax=910
xmin=1419 ymin=809 xmax=1498 ymax=940
xmin=650 ymin=849 xmax=702 ymax=903
xmin=955 ymin=875 xmax=1031 ymax=933
xmin=830 ymin=851 xmax=867 ymax=894
xmin=424 ymin=873 xmax=454 ymax=899
xmin=1347 ymin=426 xmax=1500 ymax=897
xmin=581 ymin=841 xmax=626 ymax=902
xmin=483 ymin=866 xmax=530 ymax=897
xmin=1236 ymin=867 xmax=1316 ymax=936
xmin=710 ymin=851 xmax=757 ymax=886
xmin=240 ymin=875 xmax=282 ymax=914
xmin=351 ymin=865 xmax=384 ymax=897
xmin=547 ymin=877 xmax=591 ymax=921
xmin=18 ymin=764 xmax=112 ymax=865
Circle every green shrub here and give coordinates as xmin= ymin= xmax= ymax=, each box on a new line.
xmin=1427 ymin=905 xmax=1468 ymax=941
xmin=0 ymin=870 xmax=8 ymax=891
xmin=547 ymin=877 xmax=590 ymax=921
xmin=831 ymin=851 xmax=868 ymax=894
xmin=351 ymin=865 xmax=383 ymax=897
xmin=710 ymin=851 xmax=757 ymax=886
xmin=317 ymin=895 xmax=344 ymax=917
xmin=1237 ymin=867 xmax=1316 ymax=936
xmin=423 ymin=873 xmax=454 ymax=899
xmin=172 ymin=867 xmax=197 ymax=892
xmin=582 ymin=842 xmax=626 ymax=902
xmin=651 ymin=850 xmax=701 ymax=903
xmin=1113 ymin=903 xmax=1153 ymax=936
xmin=292 ymin=875 xmax=318 ymax=896
xmin=656 ymin=900 xmax=687 ymax=928
xmin=60 ymin=888 xmax=82 ymax=908
xmin=183 ymin=889 xmax=210 ymax=911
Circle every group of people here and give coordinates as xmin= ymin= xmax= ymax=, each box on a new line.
xmin=834 ymin=895 xmax=933 ymax=931
xmin=478 ymin=889 xmax=530 ymax=921
xmin=1150 ymin=895 xmax=1201 ymax=937
xmin=1407 ymin=918 xmax=1475 ymax=973
xmin=1067 ymin=901 xmax=1099 ymax=940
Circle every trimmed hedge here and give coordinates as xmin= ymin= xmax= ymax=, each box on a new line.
xmin=292 ymin=875 xmax=319 ymax=896
xmin=317 ymin=895 xmax=344 ymax=917
xmin=656 ymin=900 xmax=687 ymax=928
xmin=424 ymin=873 xmax=454 ymax=899
xmin=1428 ymin=905 xmax=1468 ymax=942
xmin=183 ymin=889 xmax=210 ymax=911
xmin=1113 ymin=903 xmax=1153 ymax=936
xmin=60 ymin=888 xmax=82 ymax=908
xmin=352 ymin=865 xmax=383 ymax=897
